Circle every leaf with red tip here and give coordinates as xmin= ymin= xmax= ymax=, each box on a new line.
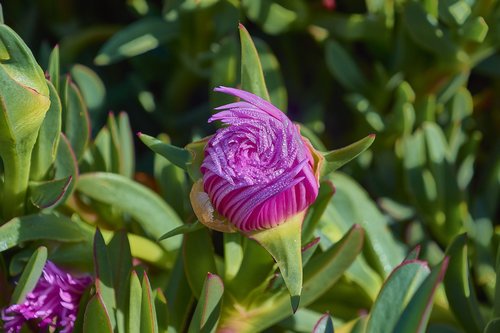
xmin=393 ymin=257 xmax=450 ymax=333
xmin=312 ymin=312 xmax=334 ymax=333
xmin=188 ymin=273 xmax=224 ymax=333
xmin=140 ymin=272 xmax=159 ymax=333
xmin=83 ymin=293 xmax=113 ymax=333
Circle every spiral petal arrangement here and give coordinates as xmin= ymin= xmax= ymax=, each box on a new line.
xmin=200 ymin=87 xmax=319 ymax=231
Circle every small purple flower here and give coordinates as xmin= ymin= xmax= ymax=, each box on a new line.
xmin=1 ymin=261 xmax=92 ymax=333
xmin=197 ymin=87 xmax=321 ymax=231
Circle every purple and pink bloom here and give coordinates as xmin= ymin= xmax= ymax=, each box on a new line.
xmin=1 ymin=261 xmax=91 ymax=333
xmin=198 ymin=87 xmax=321 ymax=231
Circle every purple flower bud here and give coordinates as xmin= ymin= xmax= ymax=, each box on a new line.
xmin=197 ymin=87 xmax=321 ymax=231
xmin=1 ymin=261 xmax=92 ymax=333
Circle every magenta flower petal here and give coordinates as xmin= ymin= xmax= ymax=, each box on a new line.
xmin=1 ymin=261 xmax=92 ymax=333
xmin=199 ymin=86 xmax=320 ymax=231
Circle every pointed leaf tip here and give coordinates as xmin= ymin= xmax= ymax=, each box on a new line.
xmin=291 ymin=295 xmax=300 ymax=313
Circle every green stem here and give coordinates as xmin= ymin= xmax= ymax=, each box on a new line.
xmin=1 ymin=147 xmax=31 ymax=220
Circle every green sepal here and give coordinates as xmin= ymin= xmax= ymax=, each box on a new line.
xmin=320 ymin=134 xmax=375 ymax=178
xmin=83 ymin=293 xmax=114 ymax=333
xmin=185 ymin=138 xmax=209 ymax=182
xmin=139 ymin=132 xmax=191 ymax=171
xmin=247 ymin=211 xmax=305 ymax=313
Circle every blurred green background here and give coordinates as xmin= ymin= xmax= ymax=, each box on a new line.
xmin=2 ymin=0 xmax=499 ymax=331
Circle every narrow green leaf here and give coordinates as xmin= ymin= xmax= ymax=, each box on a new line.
xmin=302 ymin=180 xmax=335 ymax=242
xmin=54 ymin=133 xmax=78 ymax=202
xmin=166 ymin=254 xmax=194 ymax=333
xmin=249 ymin=212 xmax=305 ymax=312
xmin=366 ymin=260 xmax=430 ymax=333
xmin=63 ymin=78 xmax=90 ymax=162
xmin=485 ymin=318 xmax=500 ymax=333
xmin=183 ymin=228 xmax=217 ymax=298
xmin=128 ymin=270 xmax=142 ymax=333
xmin=0 ymin=213 xmax=86 ymax=252
xmin=93 ymin=229 xmax=117 ymax=330
xmin=155 ymin=289 xmax=169 ymax=333
xmin=108 ymin=230 xmax=132 ymax=333
xmin=70 ymin=64 xmax=106 ymax=111
xmin=77 ymin=172 xmax=183 ymax=252
xmin=302 ymin=225 xmax=365 ymax=306
xmin=10 ymin=246 xmax=47 ymax=304
xmin=47 ymin=45 xmax=60 ymax=92
xmin=28 ymin=176 xmax=72 ymax=209
xmin=223 ymin=232 xmax=245 ymax=282
xmin=141 ymin=272 xmax=159 ymax=333
xmin=159 ymin=221 xmax=203 ymax=241
xmin=403 ymin=1 xmax=457 ymax=57
xmin=393 ymin=258 xmax=449 ymax=333
xmin=139 ymin=133 xmax=191 ymax=170
xmin=188 ymin=273 xmax=224 ymax=333
xmin=325 ymin=39 xmax=368 ymax=92
xmin=239 ymin=23 xmax=271 ymax=102
xmin=321 ymin=134 xmax=376 ymax=178
xmin=493 ymin=242 xmax=500 ymax=318
xmin=254 ymin=38 xmax=287 ymax=112
xmin=444 ymin=234 xmax=485 ymax=333
xmin=118 ymin=112 xmax=135 ymax=178
xmin=95 ymin=17 xmax=178 ymax=65
xmin=312 ymin=312 xmax=334 ymax=333
xmin=83 ymin=293 xmax=114 ymax=333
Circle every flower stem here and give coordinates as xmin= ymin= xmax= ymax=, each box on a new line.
xmin=1 ymin=146 xmax=31 ymax=220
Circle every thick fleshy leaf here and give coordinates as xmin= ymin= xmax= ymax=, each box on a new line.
xmin=485 ymin=318 xmax=500 ymax=333
xmin=63 ymin=78 xmax=90 ymax=161
xmin=128 ymin=270 xmax=142 ymax=333
xmin=239 ymin=23 xmax=271 ymax=102
xmin=83 ymin=293 xmax=113 ymax=333
xmin=312 ymin=312 xmax=334 ymax=333
xmin=366 ymin=260 xmax=430 ymax=333
xmin=444 ymin=234 xmax=485 ymax=333
xmin=393 ymin=258 xmax=450 ymax=333
xmin=76 ymin=172 xmax=182 ymax=252
xmin=188 ymin=273 xmax=224 ymax=333
xmin=248 ymin=212 xmax=305 ymax=312
xmin=28 ymin=176 xmax=72 ymax=209
xmin=93 ymin=229 xmax=117 ymax=330
xmin=107 ymin=231 xmax=132 ymax=333
xmin=141 ymin=272 xmax=159 ymax=333
xmin=0 ymin=213 xmax=86 ymax=252
xmin=183 ymin=228 xmax=217 ymax=298
xmin=95 ymin=17 xmax=178 ymax=65
xmin=47 ymin=45 xmax=60 ymax=92
xmin=70 ymin=64 xmax=105 ymax=111
xmin=54 ymin=133 xmax=78 ymax=202
xmin=139 ymin=133 xmax=191 ymax=170
xmin=242 ymin=0 xmax=306 ymax=35
xmin=10 ymin=246 xmax=47 ymax=304
xmin=321 ymin=134 xmax=376 ymax=178
xmin=30 ymin=80 xmax=62 ymax=180
xmin=118 ymin=112 xmax=135 ymax=178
